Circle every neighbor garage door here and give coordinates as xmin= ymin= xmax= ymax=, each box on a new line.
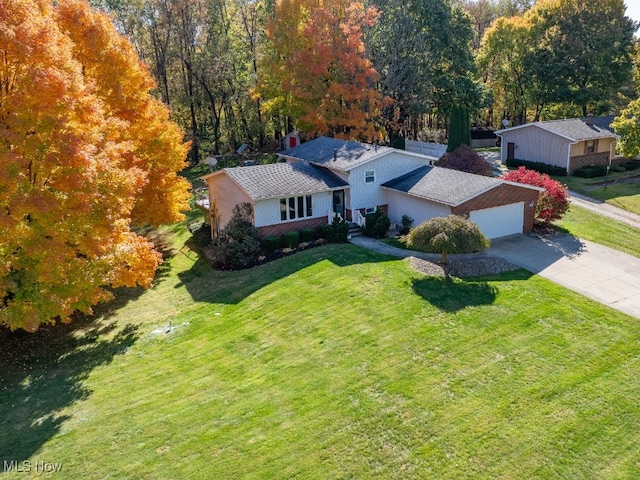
xmin=469 ymin=202 xmax=524 ymax=239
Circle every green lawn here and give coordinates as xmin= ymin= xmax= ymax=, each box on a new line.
xmin=2 ymin=226 xmax=640 ymax=478
xmin=560 ymin=172 xmax=640 ymax=215
xmin=557 ymin=204 xmax=640 ymax=258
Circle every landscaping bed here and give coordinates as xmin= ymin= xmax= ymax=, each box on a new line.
xmin=408 ymin=256 xmax=519 ymax=277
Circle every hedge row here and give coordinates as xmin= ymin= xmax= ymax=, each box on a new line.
xmin=506 ymin=158 xmax=567 ymax=176
xmin=261 ymin=220 xmax=349 ymax=253
xmin=574 ymin=160 xmax=640 ymax=178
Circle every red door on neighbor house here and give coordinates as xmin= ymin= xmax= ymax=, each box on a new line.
xmin=289 ymin=136 xmax=297 ymax=148
xmin=507 ymin=142 xmax=515 ymax=160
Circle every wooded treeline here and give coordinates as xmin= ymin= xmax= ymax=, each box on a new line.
xmin=92 ymin=0 xmax=638 ymax=160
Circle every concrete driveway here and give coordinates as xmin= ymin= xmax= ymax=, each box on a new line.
xmin=351 ymin=233 xmax=640 ymax=319
xmin=486 ymin=234 xmax=640 ymax=319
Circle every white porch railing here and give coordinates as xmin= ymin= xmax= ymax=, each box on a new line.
xmin=352 ymin=209 xmax=366 ymax=228
xmin=328 ymin=209 xmax=343 ymax=223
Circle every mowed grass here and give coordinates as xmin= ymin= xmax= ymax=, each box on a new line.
xmin=2 ymin=237 xmax=640 ymax=478
xmin=561 ymin=172 xmax=640 ymax=215
xmin=558 ymin=204 xmax=640 ymax=258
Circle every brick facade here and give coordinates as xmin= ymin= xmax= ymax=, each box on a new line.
xmin=451 ymin=184 xmax=540 ymax=233
xmin=258 ymin=216 xmax=328 ymax=237
xmin=569 ymin=153 xmax=625 ymax=174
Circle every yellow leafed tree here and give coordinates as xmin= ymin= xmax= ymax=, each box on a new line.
xmin=0 ymin=0 xmax=190 ymax=331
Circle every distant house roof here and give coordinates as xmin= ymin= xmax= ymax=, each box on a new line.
xmin=203 ymin=161 xmax=348 ymax=201
xmin=279 ymin=136 xmax=434 ymax=172
xmin=381 ymin=165 xmax=541 ymax=207
xmin=496 ymin=115 xmax=618 ymax=142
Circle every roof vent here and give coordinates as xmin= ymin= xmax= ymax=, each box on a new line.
xmin=333 ymin=149 xmax=337 ymax=162
xmin=586 ymin=113 xmax=595 ymax=126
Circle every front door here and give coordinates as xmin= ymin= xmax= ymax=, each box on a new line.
xmin=507 ymin=142 xmax=515 ymax=160
xmin=332 ymin=190 xmax=345 ymax=218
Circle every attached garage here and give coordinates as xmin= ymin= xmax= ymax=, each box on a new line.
xmin=470 ymin=202 xmax=524 ymax=239
xmin=382 ymin=166 xmax=542 ymax=239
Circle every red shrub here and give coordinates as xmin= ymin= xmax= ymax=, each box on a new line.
xmin=501 ymin=167 xmax=570 ymax=224
xmin=436 ymin=145 xmax=493 ymax=177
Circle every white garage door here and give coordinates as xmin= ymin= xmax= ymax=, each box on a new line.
xmin=470 ymin=202 xmax=524 ymax=239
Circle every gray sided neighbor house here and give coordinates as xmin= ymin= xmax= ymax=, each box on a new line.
xmin=201 ymin=137 xmax=542 ymax=240
xmin=496 ymin=115 xmax=620 ymax=174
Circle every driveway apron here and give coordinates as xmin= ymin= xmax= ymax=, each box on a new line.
xmin=486 ymin=234 xmax=640 ymax=319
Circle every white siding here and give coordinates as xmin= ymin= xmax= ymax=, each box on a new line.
xmin=500 ymin=126 xmax=572 ymax=168
xmin=470 ymin=202 xmax=524 ymax=239
xmin=348 ymin=152 xmax=431 ymax=210
xmin=253 ymin=191 xmax=334 ymax=227
xmin=384 ymin=190 xmax=451 ymax=226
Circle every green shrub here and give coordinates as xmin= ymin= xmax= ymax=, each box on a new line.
xmin=506 ymin=158 xmax=567 ymax=176
xmin=573 ymin=165 xmax=608 ymax=178
xmin=315 ymin=224 xmax=333 ymax=240
xmin=400 ymin=214 xmax=414 ymax=235
xmin=611 ymin=164 xmax=627 ymax=173
xmin=262 ymin=235 xmax=282 ymax=253
xmin=210 ymin=203 xmax=261 ymax=270
xmin=406 ymin=215 xmax=490 ymax=264
xmin=299 ymin=228 xmax=314 ymax=243
xmin=330 ymin=215 xmax=349 ymax=243
xmin=622 ymin=160 xmax=640 ymax=171
xmin=362 ymin=208 xmax=391 ymax=239
xmin=282 ymin=230 xmax=300 ymax=248
xmin=188 ymin=221 xmax=212 ymax=248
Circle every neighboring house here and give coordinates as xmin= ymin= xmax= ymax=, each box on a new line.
xmin=495 ymin=114 xmax=621 ymax=174
xmin=200 ymin=137 xmax=542 ymax=239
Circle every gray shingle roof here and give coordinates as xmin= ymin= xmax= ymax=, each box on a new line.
xmin=497 ymin=115 xmax=617 ymax=141
xmin=381 ymin=166 xmax=503 ymax=206
xmin=279 ymin=136 xmax=393 ymax=172
xmin=223 ymin=161 xmax=348 ymax=200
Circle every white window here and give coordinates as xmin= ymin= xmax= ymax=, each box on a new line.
xmin=279 ymin=195 xmax=312 ymax=222
xmin=365 ymin=207 xmax=376 ymax=214
xmin=365 ymin=170 xmax=375 ymax=183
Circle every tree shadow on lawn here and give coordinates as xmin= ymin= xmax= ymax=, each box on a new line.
xmin=176 ymin=243 xmax=400 ymax=305
xmin=0 ymin=307 xmax=141 ymax=462
xmin=411 ymin=269 xmax=532 ymax=312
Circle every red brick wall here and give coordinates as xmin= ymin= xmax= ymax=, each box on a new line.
xmin=258 ymin=216 xmax=327 ymax=237
xmin=451 ymin=184 xmax=540 ymax=233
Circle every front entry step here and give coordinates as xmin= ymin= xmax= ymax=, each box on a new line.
xmin=348 ymin=222 xmax=362 ymax=237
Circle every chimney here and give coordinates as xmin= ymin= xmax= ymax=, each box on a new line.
xmin=586 ymin=113 xmax=595 ymax=126
xmin=333 ymin=149 xmax=337 ymax=162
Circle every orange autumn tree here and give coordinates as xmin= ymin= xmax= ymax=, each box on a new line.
xmin=0 ymin=0 xmax=190 ymax=331
xmin=257 ymin=0 xmax=387 ymax=141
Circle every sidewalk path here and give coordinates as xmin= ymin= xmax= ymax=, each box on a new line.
xmin=569 ymin=190 xmax=640 ymax=229
xmin=350 ymin=234 xmax=640 ymax=319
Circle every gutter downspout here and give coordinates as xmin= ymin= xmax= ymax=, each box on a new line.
xmin=567 ymin=142 xmax=577 ymax=174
